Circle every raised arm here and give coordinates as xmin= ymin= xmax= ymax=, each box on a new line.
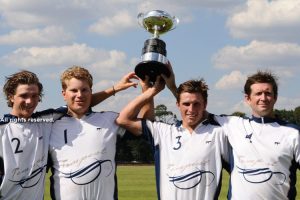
xmin=139 ymin=63 xmax=176 ymax=121
xmin=116 ymin=76 xmax=165 ymax=136
xmin=137 ymin=76 xmax=155 ymax=121
xmin=161 ymin=62 xmax=177 ymax=99
xmin=91 ymin=72 xmax=138 ymax=106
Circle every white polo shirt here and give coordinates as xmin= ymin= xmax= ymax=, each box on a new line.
xmin=0 ymin=110 xmax=59 ymax=200
xmin=216 ymin=115 xmax=300 ymax=200
xmin=49 ymin=111 xmax=125 ymax=200
xmin=142 ymin=113 xmax=229 ymax=200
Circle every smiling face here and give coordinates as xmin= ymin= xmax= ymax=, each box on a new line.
xmin=10 ymin=84 xmax=40 ymax=119
xmin=62 ymin=78 xmax=92 ymax=119
xmin=177 ymin=92 xmax=207 ymax=132
xmin=245 ymin=82 xmax=277 ymax=118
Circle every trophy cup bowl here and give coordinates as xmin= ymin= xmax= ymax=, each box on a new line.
xmin=135 ymin=10 xmax=179 ymax=82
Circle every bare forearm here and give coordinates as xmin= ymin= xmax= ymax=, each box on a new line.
xmin=116 ymin=89 xmax=156 ymax=135
xmin=168 ymin=84 xmax=177 ymax=99
xmin=117 ymin=76 xmax=164 ymax=135
xmin=121 ymin=90 xmax=154 ymax=121
xmin=91 ymin=72 xmax=138 ymax=107
xmin=138 ymin=97 xmax=155 ymax=121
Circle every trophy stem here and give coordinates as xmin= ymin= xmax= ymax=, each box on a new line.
xmin=153 ymin=25 xmax=159 ymax=38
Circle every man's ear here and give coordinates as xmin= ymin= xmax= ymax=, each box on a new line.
xmin=244 ymin=94 xmax=251 ymax=105
xmin=8 ymin=94 xmax=14 ymax=103
xmin=62 ymin=90 xmax=66 ymax=101
xmin=8 ymin=95 xmax=15 ymax=107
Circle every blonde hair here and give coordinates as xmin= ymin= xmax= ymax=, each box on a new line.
xmin=61 ymin=66 xmax=93 ymax=90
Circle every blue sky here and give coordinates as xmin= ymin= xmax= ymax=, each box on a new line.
xmin=0 ymin=0 xmax=299 ymax=118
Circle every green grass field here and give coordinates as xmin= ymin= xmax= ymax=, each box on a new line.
xmin=45 ymin=165 xmax=300 ymax=200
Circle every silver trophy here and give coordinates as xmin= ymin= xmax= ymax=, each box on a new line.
xmin=135 ymin=10 xmax=179 ymax=82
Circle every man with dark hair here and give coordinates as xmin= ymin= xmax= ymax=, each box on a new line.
xmin=116 ymin=74 xmax=229 ymax=200
xmin=243 ymin=71 xmax=278 ymax=117
xmin=215 ymin=70 xmax=300 ymax=199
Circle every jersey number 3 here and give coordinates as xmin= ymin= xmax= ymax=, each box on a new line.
xmin=173 ymin=136 xmax=182 ymax=150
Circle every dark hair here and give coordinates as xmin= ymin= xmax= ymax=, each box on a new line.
xmin=3 ymin=70 xmax=43 ymax=107
xmin=176 ymin=79 xmax=208 ymax=103
xmin=244 ymin=71 xmax=278 ymax=99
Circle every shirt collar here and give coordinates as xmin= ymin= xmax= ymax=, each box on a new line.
xmin=63 ymin=107 xmax=93 ymax=118
xmin=250 ymin=115 xmax=280 ymax=124
xmin=4 ymin=113 xmax=19 ymax=119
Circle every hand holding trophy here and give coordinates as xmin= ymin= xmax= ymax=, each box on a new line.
xmin=135 ymin=10 xmax=179 ymax=82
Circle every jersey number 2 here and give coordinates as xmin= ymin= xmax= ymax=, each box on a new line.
xmin=11 ymin=138 xmax=23 ymax=154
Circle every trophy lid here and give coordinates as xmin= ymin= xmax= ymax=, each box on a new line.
xmin=143 ymin=10 xmax=172 ymax=19
xmin=138 ymin=10 xmax=179 ymax=37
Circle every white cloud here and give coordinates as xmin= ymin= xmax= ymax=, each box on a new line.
xmin=0 ymin=0 xmax=122 ymax=28
xmin=227 ymin=0 xmax=300 ymax=42
xmin=88 ymin=11 xmax=136 ymax=36
xmin=0 ymin=0 xmax=58 ymax=28
xmin=0 ymin=26 xmax=74 ymax=46
xmin=0 ymin=0 xmax=244 ymax=31
xmin=215 ymin=70 xmax=246 ymax=90
xmin=0 ymin=43 xmax=129 ymax=73
xmin=138 ymin=0 xmax=244 ymax=12
xmin=212 ymin=40 xmax=300 ymax=75
xmin=89 ymin=50 xmax=133 ymax=79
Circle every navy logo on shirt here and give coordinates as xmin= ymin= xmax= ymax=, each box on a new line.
xmin=245 ymin=133 xmax=253 ymax=143
xmin=61 ymin=159 xmax=113 ymax=185
xmin=237 ymin=166 xmax=286 ymax=185
xmin=169 ymin=169 xmax=215 ymax=190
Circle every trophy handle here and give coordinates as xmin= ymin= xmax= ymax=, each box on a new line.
xmin=170 ymin=16 xmax=179 ymax=31
xmin=137 ymin=13 xmax=145 ymax=28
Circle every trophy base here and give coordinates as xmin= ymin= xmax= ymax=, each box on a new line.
xmin=135 ymin=61 xmax=170 ymax=83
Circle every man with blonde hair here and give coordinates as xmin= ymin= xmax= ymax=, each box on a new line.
xmin=49 ymin=66 xmax=138 ymax=200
